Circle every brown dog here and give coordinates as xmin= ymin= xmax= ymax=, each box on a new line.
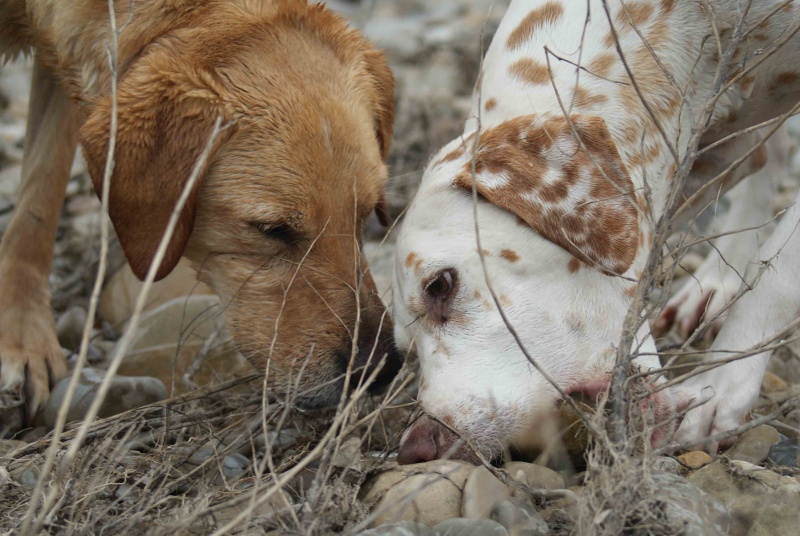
xmin=0 ymin=0 xmax=402 ymax=421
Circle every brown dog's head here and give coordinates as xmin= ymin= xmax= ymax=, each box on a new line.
xmin=79 ymin=2 xmax=401 ymax=407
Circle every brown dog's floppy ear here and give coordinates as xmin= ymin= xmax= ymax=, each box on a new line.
xmin=79 ymin=53 xmax=234 ymax=282
xmin=454 ymin=115 xmax=639 ymax=275
xmin=361 ymin=48 xmax=395 ymax=227
xmin=361 ymin=48 xmax=395 ymax=160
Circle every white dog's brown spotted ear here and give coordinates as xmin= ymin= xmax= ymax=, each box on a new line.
xmin=454 ymin=115 xmax=639 ymax=275
xmin=79 ymin=47 xmax=235 ymax=282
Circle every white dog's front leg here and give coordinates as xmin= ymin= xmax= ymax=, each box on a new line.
xmin=672 ymin=191 xmax=800 ymax=450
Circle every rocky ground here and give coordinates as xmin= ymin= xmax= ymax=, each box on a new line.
xmin=2 ymin=0 xmax=800 ymax=534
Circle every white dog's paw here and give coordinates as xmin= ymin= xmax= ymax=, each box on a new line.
xmin=656 ymin=251 xmax=744 ymax=342
xmin=668 ymin=370 xmax=760 ymax=452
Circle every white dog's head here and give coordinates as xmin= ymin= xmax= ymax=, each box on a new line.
xmin=393 ymin=114 xmax=649 ymax=463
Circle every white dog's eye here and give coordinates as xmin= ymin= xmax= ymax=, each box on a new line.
xmin=425 ymin=269 xmax=455 ymax=300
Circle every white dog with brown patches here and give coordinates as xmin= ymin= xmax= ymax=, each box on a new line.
xmin=393 ymin=0 xmax=800 ymax=463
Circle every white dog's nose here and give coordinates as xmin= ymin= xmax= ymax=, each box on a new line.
xmin=397 ymin=415 xmax=445 ymax=464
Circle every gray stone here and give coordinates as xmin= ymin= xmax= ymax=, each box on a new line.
xmin=651 ymin=456 xmax=682 ymax=474
xmin=0 ymin=393 xmax=24 ymax=437
xmin=462 ymin=465 xmax=512 ymax=519
xmin=688 ymin=459 xmax=800 ymax=535
xmin=361 ymin=460 xmax=475 ymax=527
xmin=333 ymin=436 xmax=364 ymax=472
xmin=724 ymin=425 xmax=781 ymax=465
xmin=56 ymin=306 xmax=88 ymax=351
xmin=222 ymin=452 xmax=251 ymax=480
xmin=115 ymin=295 xmax=254 ymax=396
xmin=257 ymin=428 xmax=304 ymax=452
xmin=43 ymin=367 xmax=167 ymax=427
xmin=491 ymin=497 xmax=550 ymax=536
xmin=358 ymin=521 xmax=434 ymax=536
xmin=651 ymin=472 xmax=732 ymax=536
xmin=503 ymin=462 xmax=566 ymax=490
xmin=363 ymin=18 xmax=424 ymax=61
xmin=18 ymin=468 xmax=39 ymax=488
xmin=767 ymin=437 xmax=800 ymax=468
xmin=432 ymin=518 xmax=508 ymax=536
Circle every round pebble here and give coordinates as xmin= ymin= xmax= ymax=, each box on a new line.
xmin=725 ymin=425 xmax=781 ymax=465
xmin=766 ymin=438 xmax=800 ymax=468
xmin=42 ymin=367 xmax=167 ymax=427
xmin=678 ymin=451 xmax=713 ymax=471
xmin=358 ymin=521 xmax=434 ymax=536
xmin=433 ymin=518 xmax=509 ymax=536
xmin=491 ymin=497 xmax=550 ymax=536
xmin=55 ymin=306 xmax=88 ymax=351
xmin=462 ymin=465 xmax=512 ymax=519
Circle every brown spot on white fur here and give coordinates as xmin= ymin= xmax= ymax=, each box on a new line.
xmin=574 ymin=87 xmax=608 ymax=108
xmin=500 ymin=249 xmax=520 ymax=263
xmin=771 ymin=71 xmax=800 ymax=91
xmin=615 ymin=1 xmax=655 ymax=28
xmin=405 ymin=252 xmax=424 ymax=274
xmin=454 ymin=115 xmax=639 ymax=276
xmin=568 ymin=257 xmax=581 ymax=273
xmin=509 ymin=58 xmax=551 ymax=86
xmin=485 ymin=98 xmax=498 ymax=111
xmin=506 ymin=2 xmax=564 ymax=50
xmin=588 ymin=53 xmax=616 ymax=78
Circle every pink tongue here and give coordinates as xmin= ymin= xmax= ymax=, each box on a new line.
xmin=566 ymin=380 xmax=611 ymax=402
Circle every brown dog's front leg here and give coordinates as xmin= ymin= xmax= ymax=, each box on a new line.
xmin=0 ymin=57 xmax=79 ymax=423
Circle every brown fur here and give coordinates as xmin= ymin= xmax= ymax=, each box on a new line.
xmin=506 ymin=2 xmax=565 ymax=50
xmin=508 ymin=58 xmax=551 ymax=86
xmin=0 ymin=0 xmax=400 ymax=417
xmin=454 ymin=115 xmax=640 ymax=276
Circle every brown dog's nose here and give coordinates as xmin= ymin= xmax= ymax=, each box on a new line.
xmin=397 ymin=415 xmax=458 ymax=464
xmin=349 ymin=304 xmax=404 ymax=395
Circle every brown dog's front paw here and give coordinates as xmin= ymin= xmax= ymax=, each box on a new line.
xmin=0 ymin=309 xmax=68 ymax=425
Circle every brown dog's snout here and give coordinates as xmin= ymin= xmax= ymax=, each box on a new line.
xmin=346 ymin=312 xmax=403 ymax=395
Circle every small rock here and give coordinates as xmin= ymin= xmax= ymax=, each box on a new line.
xmin=116 ymin=295 xmax=255 ymax=396
xmin=0 ymin=439 xmax=26 ymax=457
xmin=333 ymin=436 xmax=364 ymax=472
xmin=432 ymin=518 xmax=508 ymax=536
xmin=651 ymin=472 xmax=732 ymax=536
xmin=99 ymin=260 xmax=214 ymax=328
xmin=222 ymin=452 xmax=251 ymax=480
xmin=724 ymin=425 xmax=780 ymax=465
xmin=462 ymin=465 xmax=512 ymax=519
xmin=213 ymin=495 xmax=289 ymax=525
xmin=257 ymin=428 xmax=304 ymax=452
xmin=19 ymin=426 xmax=47 ymax=443
xmin=363 ymin=18 xmax=424 ymax=61
xmin=767 ymin=438 xmax=800 ymax=468
xmin=491 ymin=497 xmax=550 ymax=536
xmin=761 ymin=371 xmax=789 ymax=394
xmin=358 ymin=521 xmax=434 ymax=536
xmin=17 ymin=468 xmax=39 ymax=489
xmin=0 ymin=393 xmax=24 ymax=436
xmin=689 ymin=459 xmax=800 ymax=535
xmin=678 ymin=451 xmax=713 ymax=471
xmin=56 ymin=306 xmax=88 ymax=351
xmin=42 ymin=367 xmax=167 ymax=427
xmin=361 ymin=460 xmax=475 ymax=527
xmin=651 ymin=456 xmax=681 ymax=474
xmin=503 ymin=462 xmax=566 ymax=490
